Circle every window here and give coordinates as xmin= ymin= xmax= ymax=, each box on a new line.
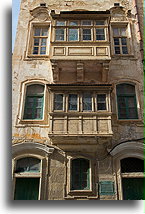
xmin=68 ymin=28 xmax=79 ymax=41
xmin=52 ymin=91 xmax=110 ymax=112
xmin=97 ymin=94 xmax=106 ymax=110
xmin=116 ymin=83 xmax=138 ymax=119
xmin=14 ymin=157 xmax=41 ymax=200
xmin=121 ymin=158 xmax=144 ymax=200
xmin=113 ymin=27 xmax=128 ymax=55
xmin=54 ymin=94 xmax=64 ymax=110
xmin=83 ymin=93 xmax=92 ymax=111
xmin=23 ymin=84 xmax=44 ymax=120
xmin=68 ymin=94 xmax=78 ymax=111
xmin=96 ymin=28 xmax=105 ymax=40
xmin=54 ymin=20 xmax=107 ymax=42
xmin=71 ymin=158 xmax=90 ymax=190
xmin=32 ymin=27 xmax=48 ymax=55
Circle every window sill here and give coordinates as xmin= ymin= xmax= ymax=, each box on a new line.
xmin=25 ymin=54 xmax=49 ymax=60
xmin=117 ymin=119 xmax=142 ymax=123
xmin=16 ymin=119 xmax=49 ymax=127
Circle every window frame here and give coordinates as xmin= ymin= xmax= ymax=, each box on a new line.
xmin=54 ymin=19 xmax=107 ymax=42
xmin=27 ymin=22 xmax=51 ymax=58
xmin=23 ymin=84 xmax=45 ymax=121
xmin=111 ymin=25 xmax=129 ymax=56
xmin=53 ymin=93 xmax=65 ymax=112
xmin=116 ymin=83 xmax=138 ymax=120
xmin=51 ymin=91 xmax=110 ymax=113
xmin=68 ymin=93 xmax=79 ymax=112
xmin=13 ymin=156 xmax=42 ymax=200
xmin=96 ymin=94 xmax=107 ymax=111
xmin=70 ymin=158 xmax=92 ymax=192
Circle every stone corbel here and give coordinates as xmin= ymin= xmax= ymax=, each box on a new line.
xmin=51 ymin=61 xmax=59 ymax=82
xmin=102 ymin=62 xmax=109 ymax=82
xmin=76 ymin=62 xmax=84 ymax=82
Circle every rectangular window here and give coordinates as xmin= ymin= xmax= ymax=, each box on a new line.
xmin=55 ymin=29 xmax=65 ymax=41
xmin=24 ymin=96 xmax=44 ymax=120
xmin=83 ymin=93 xmax=92 ymax=111
xmin=54 ymin=94 xmax=64 ymax=110
xmin=32 ymin=27 xmax=48 ymax=55
xmin=82 ymin=20 xmax=92 ymax=26
xmin=96 ymin=28 xmax=105 ymax=40
xmin=96 ymin=20 xmax=105 ymax=25
xmin=68 ymin=94 xmax=78 ymax=111
xmin=97 ymin=94 xmax=106 ymax=110
xmin=54 ymin=20 xmax=107 ymax=42
xmin=68 ymin=28 xmax=79 ymax=41
xmin=82 ymin=28 xmax=92 ymax=41
xmin=113 ymin=27 xmax=128 ymax=55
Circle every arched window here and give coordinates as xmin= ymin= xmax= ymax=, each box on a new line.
xmin=14 ymin=157 xmax=41 ymax=200
xmin=71 ymin=158 xmax=90 ymax=190
xmin=23 ymin=84 xmax=44 ymax=120
xmin=121 ymin=158 xmax=144 ymax=200
xmin=116 ymin=83 xmax=138 ymax=119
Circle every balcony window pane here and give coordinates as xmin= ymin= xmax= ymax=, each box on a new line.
xmin=96 ymin=21 xmax=105 ymax=25
xmin=83 ymin=29 xmax=91 ymax=40
xmin=97 ymin=94 xmax=106 ymax=110
xmin=82 ymin=20 xmax=92 ymax=26
xmin=54 ymin=94 xmax=63 ymax=110
xmin=96 ymin=29 xmax=105 ymax=40
xmin=68 ymin=29 xmax=78 ymax=41
xmin=56 ymin=21 xmax=65 ymax=26
xmin=83 ymin=93 xmax=92 ymax=111
xmin=69 ymin=21 xmax=78 ymax=26
xmin=55 ymin=29 xmax=64 ymax=41
xmin=68 ymin=94 xmax=78 ymax=111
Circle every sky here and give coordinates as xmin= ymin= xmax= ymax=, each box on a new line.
xmin=12 ymin=0 xmax=20 ymax=51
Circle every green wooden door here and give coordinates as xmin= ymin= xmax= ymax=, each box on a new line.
xmin=122 ymin=178 xmax=144 ymax=200
xmin=14 ymin=178 xmax=40 ymax=200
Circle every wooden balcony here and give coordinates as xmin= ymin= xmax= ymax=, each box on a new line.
xmin=49 ymin=112 xmax=113 ymax=140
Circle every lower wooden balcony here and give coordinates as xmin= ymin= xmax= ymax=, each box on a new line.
xmin=49 ymin=112 xmax=113 ymax=141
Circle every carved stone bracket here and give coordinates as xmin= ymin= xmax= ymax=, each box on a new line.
xmin=102 ymin=63 xmax=109 ymax=82
xmin=51 ymin=61 xmax=59 ymax=82
xmin=76 ymin=62 xmax=84 ymax=82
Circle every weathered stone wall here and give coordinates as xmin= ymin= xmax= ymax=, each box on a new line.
xmin=12 ymin=0 xmax=144 ymax=200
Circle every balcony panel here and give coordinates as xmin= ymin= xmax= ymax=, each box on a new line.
xmin=51 ymin=45 xmax=111 ymax=61
xmin=49 ymin=113 xmax=113 ymax=139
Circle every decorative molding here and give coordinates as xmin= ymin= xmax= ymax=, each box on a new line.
xmin=30 ymin=6 xmax=50 ymax=22
xmin=102 ymin=62 xmax=109 ymax=82
xmin=51 ymin=61 xmax=60 ymax=82
xmin=109 ymin=141 xmax=144 ymax=159
xmin=76 ymin=62 xmax=84 ymax=82
xmin=110 ymin=6 xmax=128 ymax=22
xmin=12 ymin=142 xmax=54 ymax=155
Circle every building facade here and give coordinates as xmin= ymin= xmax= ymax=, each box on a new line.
xmin=12 ymin=0 xmax=144 ymax=200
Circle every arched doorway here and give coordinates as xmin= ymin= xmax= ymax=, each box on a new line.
xmin=121 ymin=158 xmax=144 ymax=200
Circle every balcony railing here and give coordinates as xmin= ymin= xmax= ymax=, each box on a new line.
xmin=49 ymin=112 xmax=113 ymax=137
